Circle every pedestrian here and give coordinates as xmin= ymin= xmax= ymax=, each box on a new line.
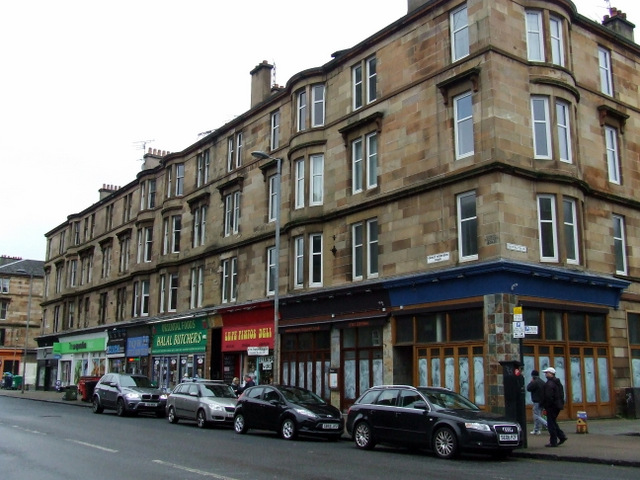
xmin=231 ymin=377 xmax=240 ymax=394
xmin=526 ymin=369 xmax=547 ymax=435
xmin=237 ymin=374 xmax=256 ymax=394
xmin=541 ymin=367 xmax=568 ymax=447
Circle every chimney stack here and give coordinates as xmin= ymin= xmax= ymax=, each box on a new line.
xmin=602 ymin=7 xmax=635 ymax=42
xmin=250 ymin=60 xmax=274 ymax=108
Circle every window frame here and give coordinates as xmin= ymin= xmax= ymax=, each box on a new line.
xmin=268 ymin=174 xmax=278 ymax=222
xmin=310 ymin=154 xmax=324 ymax=206
xmin=454 ymin=91 xmax=474 ymax=160
xmin=175 ymin=163 xmax=185 ymax=196
xmin=537 ymin=194 xmax=559 ymax=262
xmin=297 ymin=89 xmax=307 ymax=132
xmin=531 ymin=96 xmax=552 ymax=159
xmin=312 ymin=84 xmax=325 ymax=127
xmin=598 ymin=46 xmax=613 ymax=96
xmin=613 ymin=214 xmax=627 ymax=275
xmin=294 ymin=236 xmax=304 ymax=288
xmin=450 ymin=4 xmax=469 ymax=62
xmin=526 ymin=10 xmax=544 ymax=62
xmin=563 ymin=198 xmax=579 ymax=265
xmin=222 ymin=257 xmax=238 ymax=303
xmin=605 ymin=125 xmax=621 ymax=185
xmin=294 ymin=158 xmax=305 ymax=209
xmin=457 ymin=191 xmax=478 ymax=261
xmin=550 ymin=15 xmax=565 ymax=67
xmin=270 ymin=110 xmax=281 ymax=151
xmin=309 ymin=233 xmax=323 ymax=287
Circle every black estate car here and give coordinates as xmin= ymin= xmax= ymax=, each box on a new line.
xmin=346 ymin=385 xmax=522 ymax=459
xmin=92 ymin=373 xmax=167 ymax=417
xmin=234 ymin=385 xmax=343 ymax=440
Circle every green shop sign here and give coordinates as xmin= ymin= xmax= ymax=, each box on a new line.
xmin=152 ymin=318 xmax=208 ymax=354
xmin=53 ymin=338 xmax=106 ymax=355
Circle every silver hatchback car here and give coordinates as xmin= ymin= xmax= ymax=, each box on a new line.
xmin=166 ymin=380 xmax=237 ymax=428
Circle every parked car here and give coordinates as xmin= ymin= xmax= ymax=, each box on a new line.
xmin=92 ymin=373 xmax=167 ymax=417
xmin=346 ymin=385 xmax=522 ymax=459
xmin=234 ymin=385 xmax=343 ymax=440
xmin=167 ymin=380 xmax=237 ymax=428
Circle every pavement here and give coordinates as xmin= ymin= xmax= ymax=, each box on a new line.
xmin=2 ymin=387 xmax=639 ymax=467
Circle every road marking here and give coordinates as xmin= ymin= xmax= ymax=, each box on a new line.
xmin=12 ymin=425 xmax=46 ymax=435
xmin=152 ymin=460 xmax=239 ymax=479
xmin=66 ymin=439 xmax=118 ymax=453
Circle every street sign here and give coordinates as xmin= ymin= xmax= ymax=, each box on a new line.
xmin=513 ymin=320 xmax=525 ymax=338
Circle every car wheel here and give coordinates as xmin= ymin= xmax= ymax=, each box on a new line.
xmin=116 ymin=398 xmax=127 ymax=417
xmin=280 ymin=418 xmax=298 ymax=440
xmin=234 ymin=414 xmax=248 ymax=434
xmin=167 ymin=406 xmax=179 ymax=424
xmin=92 ymin=396 xmax=103 ymax=414
xmin=432 ymin=427 xmax=458 ymax=459
xmin=196 ymin=409 xmax=208 ymax=429
xmin=354 ymin=421 xmax=376 ymax=450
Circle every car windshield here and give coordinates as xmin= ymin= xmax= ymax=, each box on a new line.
xmin=419 ymin=389 xmax=479 ymax=411
xmin=201 ymin=384 xmax=236 ymax=398
xmin=120 ymin=376 xmax=153 ymax=388
xmin=280 ymin=387 xmax=325 ymax=405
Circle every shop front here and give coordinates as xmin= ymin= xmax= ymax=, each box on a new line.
xmin=106 ymin=328 xmax=126 ymax=373
xmin=52 ymin=333 xmax=107 ymax=388
xmin=126 ymin=331 xmax=150 ymax=376
xmin=35 ymin=344 xmax=57 ymax=391
xmin=220 ymin=302 xmax=274 ymax=386
xmin=151 ymin=317 xmax=208 ymax=389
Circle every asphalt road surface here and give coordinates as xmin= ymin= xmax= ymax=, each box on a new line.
xmin=0 ymin=396 xmax=636 ymax=480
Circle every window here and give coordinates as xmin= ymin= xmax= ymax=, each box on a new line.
xmin=563 ymin=198 xmax=579 ymax=265
xmin=531 ymin=96 xmax=572 ymax=162
xmin=175 ymin=163 xmax=185 ymax=196
xmin=352 ymin=219 xmax=379 ymax=280
xmin=101 ymin=245 xmax=112 ymax=278
xmin=267 ymin=247 xmax=277 ymax=296
xmin=526 ymin=11 xmax=544 ymax=61
xmin=73 ymin=222 xmax=81 ymax=245
xmin=352 ymin=132 xmax=378 ymax=193
xmin=147 ymin=179 xmax=156 ymax=208
xmin=119 ymin=236 xmax=130 ymax=272
xmin=451 ymin=4 xmax=469 ymax=62
xmin=312 ymin=84 xmax=325 ymax=127
xmin=613 ymin=214 xmax=627 ymax=275
xmin=598 ymin=47 xmax=613 ymax=96
xmin=224 ymin=191 xmax=241 ymax=236
xmin=166 ymin=167 xmax=172 ymax=198
xmin=192 ymin=205 xmax=207 ymax=248
xmin=222 ymin=257 xmax=238 ymax=303
xmin=141 ymin=280 xmax=150 ymax=316
xmin=105 ymin=204 xmax=114 ymax=231
xmin=236 ymin=132 xmax=243 ymax=168
xmin=122 ymin=193 xmax=133 ymax=223
xmin=605 ymin=126 xmax=621 ymax=184
xmin=159 ymin=274 xmax=166 ymax=313
xmin=297 ymin=90 xmax=307 ymax=132
xmin=67 ymin=300 xmax=75 ymax=329
xmin=163 ymin=218 xmax=170 ymax=255
xmin=270 ymin=110 xmax=280 ymax=150
xmin=353 ymin=56 xmax=377 ymax=110
xmin=144 ymin=226 xmax=153 ymax=262
xmin=190 ymin=266 xmax=204 ymax=309
xmin=294 ymin=236 xmax=304 ymax=288
xmin=169 ymin=273 xmax=179 ymax=311
xmin=310 ymin=154 xmax=324 ymax=206
xmin=457 ymin=191 xmax=478 ymax=261
xmin=196 ymin=150 xmax=210 ymax=187
xmin=1 ymin=300 xmax=8 ymax=320
xmin=531 ymin=96 xmax=551 ymax=159
xmin=99 ymin=293 xmax=108 ymax=325
xmin=310 ymin=233 xmax=323 ymax=287
xmin=550 ymin=16 xmax=565 ymax=66
xmin=294 ymin=158 xmax=305 ymax=209
xmin=537 ymin=194 xmax=558 ymax=262
xmin=0 ymin=278 xmax=8 ymax=294
xmin=268 ymin=174 xmax=278 ymax=222
xmin=556 ymin=101 xmax=572 ymax=163
xmin=454 ymin=92 xmax=474 ymax=159
xmin=132 ymin=281 xmax=140 ymax=317
xmin=171 ymin=215 xmax=181 ymax=253
xmin=69 ymin=259 xmax=77 ymax=287
xmin=227 ymin=136 xmax=234 ymax=172
xmin=116 ymin=288 xmax=126 ymax=321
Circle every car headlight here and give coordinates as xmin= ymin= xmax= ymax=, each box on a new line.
xmin=294 ymin=407 xmax=318 ymax=418
xmin=209 ymin=404 xmax=224 ymax=412
xmin=124 ymin=392 xmax=141 ymax=400
xmin=160 ymin=394 xmax=168 ymax=400
xmin=464 ymin=422 xmax=491 ymax=432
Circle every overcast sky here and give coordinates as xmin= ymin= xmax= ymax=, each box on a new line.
xmin=1 ymin=0 xmax=637 ymax=261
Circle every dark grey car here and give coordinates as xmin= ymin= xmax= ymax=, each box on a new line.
xmin=92 ymin=373 xmax=167 ymax=417
xmin=167 ymin=380 xmax=237 ymax=428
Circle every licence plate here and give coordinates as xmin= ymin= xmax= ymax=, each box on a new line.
xmin=499 ymin=434 xmax=518 ymax=441
xmin=321 ymin=423 xmax=339 ymax=430
xmin=226 ymin=412 xmax=234 ymax=418
xmin=140 ymin=402 xmax=158 ymax=407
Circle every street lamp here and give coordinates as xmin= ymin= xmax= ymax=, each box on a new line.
xmin=16 ymin=268 xmax=33 ymax=393
xmin=251 ymin=150 xmax=281 ymax=384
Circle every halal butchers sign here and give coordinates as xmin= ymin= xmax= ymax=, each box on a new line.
xmin=513 ymin=306 xmax=538 ymax=339
xmin=152 ymin=318 xmax=208 ymax=354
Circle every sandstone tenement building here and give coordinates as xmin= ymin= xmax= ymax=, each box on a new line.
xmin=39 ymin=0 xmax=640 ymax=419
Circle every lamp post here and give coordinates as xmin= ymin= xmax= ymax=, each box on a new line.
xmin=251 ymin=150 xmax=281 ymax=384
xmin=16 ymin=268 xmax=33 ymax=393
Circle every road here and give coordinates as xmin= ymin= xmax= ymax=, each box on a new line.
xmin=0 ymin=396 xmax=636 ymax=480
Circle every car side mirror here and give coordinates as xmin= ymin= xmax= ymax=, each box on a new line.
xmin=413 ymin=401 xmax=428 ymax=410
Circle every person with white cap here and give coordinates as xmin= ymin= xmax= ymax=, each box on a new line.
xmin=541 ymin=367 xmax=567 ymax=447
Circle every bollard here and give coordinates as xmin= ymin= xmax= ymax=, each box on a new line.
xmin=576 ymin=411 xmax=588 ymax=433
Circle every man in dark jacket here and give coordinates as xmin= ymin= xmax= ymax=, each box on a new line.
xmin=526 ymin=370 xmax=547 ymax=434
xmin=541 ymin=367 xmax=567 ymax=447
